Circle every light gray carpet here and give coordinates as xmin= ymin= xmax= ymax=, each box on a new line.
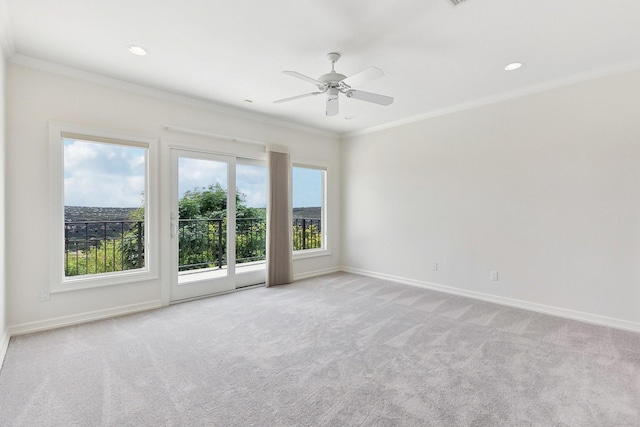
xmin=1 ymin=272 xmax=639 ymax=426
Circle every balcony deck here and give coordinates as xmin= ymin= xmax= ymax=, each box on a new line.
xmin=178 ymin=260 xmax=266 ymax=284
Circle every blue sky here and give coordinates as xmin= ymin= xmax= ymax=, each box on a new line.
xmin=292 ymin=167 xmax=322 ymax=208
xmin=64 ymin=138 xmax=321 ymax=208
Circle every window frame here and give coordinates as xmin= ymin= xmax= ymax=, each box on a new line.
xmin=49 ymin=122 xmax=158 ymax=293
xmin=291 ymin=162 xmax=330 ymax=259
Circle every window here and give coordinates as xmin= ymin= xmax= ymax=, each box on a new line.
xmin=292 ymin=165 xmax=326 ymax=253
xmin=49 ymin=123 xmax=156 ymax=291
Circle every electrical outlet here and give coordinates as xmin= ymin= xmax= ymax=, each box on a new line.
xmin=433 ymin=262 xmax=438 ymax=271
xmin=40 ymin=290 xmax=50 ymax=302
xmin=491 ymin=271 xmax=499 ymax=281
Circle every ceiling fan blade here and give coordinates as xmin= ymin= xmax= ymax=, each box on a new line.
xmin=341 ymin=66 xmax=385 ymax=88
xmin=283 ymin=70 xmax=326 ymax=89
xmin=326 ymin=95 xmax=339 ymax=116
xmin=346 ymin=89 xmax=394 ymax=106
xmin=273 ymin=92 xmax=322 ymax=104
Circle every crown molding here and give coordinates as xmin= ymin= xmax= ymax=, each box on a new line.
xmin=9 ymin=54 xmax=339 ymax=139
xmin=9 ymin=50 xmax=640 ymax=141
xmin=343 ymin=58 xmax=640 ymax=139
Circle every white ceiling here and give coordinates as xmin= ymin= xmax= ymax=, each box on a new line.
xmin=3 ymin=0 xmax=640 ymax=135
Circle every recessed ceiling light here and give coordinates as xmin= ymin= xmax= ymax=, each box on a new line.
xmin=504 ymin=62 xmax=522 ymax=71
xmin=128 ymin=45 xmax=148 ymax=56
xmin=344 ymin=116 xmax=354 ymax=120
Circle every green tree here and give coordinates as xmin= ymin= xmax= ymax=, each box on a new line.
xmin=292 ymin=223 xmax=322 ymax=251
xmin=177 ymin=184 xmax=266 ymax=270
xmin=179 ymin=184 xmax=264 ymax=219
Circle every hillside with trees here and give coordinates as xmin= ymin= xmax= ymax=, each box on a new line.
xmin=64 ymin=185 xmax=321 ymax=276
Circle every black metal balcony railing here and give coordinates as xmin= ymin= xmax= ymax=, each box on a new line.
xmin=64 ymin=217 xmax=322 ymax=277
xmin=178 ymin=218 xmax=225 ymax=271
xmin=64 ymin=220 xmax=144 ymax=277
xmin=293 ymin=218 xmax=322 ymax=251
xmin=178 ymin=217 xmax=268 ymax=271
xmin=236 ymin=218 xmax=267 ymax=264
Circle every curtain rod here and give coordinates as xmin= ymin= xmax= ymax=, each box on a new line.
xmin=164 ymin=125 xmax=266 ymax=146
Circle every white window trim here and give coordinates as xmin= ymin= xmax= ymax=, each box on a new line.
xmin=292 ymin=162 xmax=329 ymax=259
xmin=48 ymin=122 xmax=158 ymax=293
xmin=293 ymin=247 xmax=331 ymax=260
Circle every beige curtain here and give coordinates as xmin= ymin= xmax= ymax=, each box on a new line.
xmin=266 ymin=149 xmax=293 ymax=287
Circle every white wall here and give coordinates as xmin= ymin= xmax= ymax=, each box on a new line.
xmin=342 ymin=68 xmax=640 ymax=330
xmin=0 ymin=52 xmax=7 ymax=351
xmin=6 ymin=62 xmax=341 ymax=329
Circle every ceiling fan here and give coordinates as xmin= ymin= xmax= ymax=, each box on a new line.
xmin=274 ymin=52 xmax=394 ymax=116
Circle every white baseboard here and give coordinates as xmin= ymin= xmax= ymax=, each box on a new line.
xmin=6 ymin=300 xmax=162 ymax=337
xmin=0 ymin=328 xmax=10 ymax=370
xmin=294 ymin=266 xmax=342 ymax=281
xmin=342 ymin=267 xmax=640 ymax=334
xmin=3 ymin=267 xmax=341 ymax=342
xmin=2 ymin=268 xmax=336 ymax=341
xmin=0 ymin=270 xmax=341 ymax=368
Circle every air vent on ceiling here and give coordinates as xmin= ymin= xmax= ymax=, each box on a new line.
xmin=450 ymin=0 xmax=468 ymax=5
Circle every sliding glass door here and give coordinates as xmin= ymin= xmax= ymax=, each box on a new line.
xmin=235 ymin=160 xmax=268 ymax=287
xmin=170 ymin=149 xmax=265 ymax=302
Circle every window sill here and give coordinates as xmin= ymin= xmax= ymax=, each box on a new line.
xmin=293 ymin=248 xmax=331 ymax=260
xmin=51 ymin=269 xmax=156 ymax=293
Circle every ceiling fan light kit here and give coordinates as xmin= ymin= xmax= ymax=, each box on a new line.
xmin=274 ymin=52 xmax=394 ymax=117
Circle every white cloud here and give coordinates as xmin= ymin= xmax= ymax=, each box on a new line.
xmin=64 ymin=139 xmax=146 ymax=207
xmin=237 ymin=164 xmax=266 ymax=208
xmin=178 ymin=158 xmax=228 ymax=198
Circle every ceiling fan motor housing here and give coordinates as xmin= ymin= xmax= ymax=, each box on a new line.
xmin=318 ymin=72 xmax=347 ymax=90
